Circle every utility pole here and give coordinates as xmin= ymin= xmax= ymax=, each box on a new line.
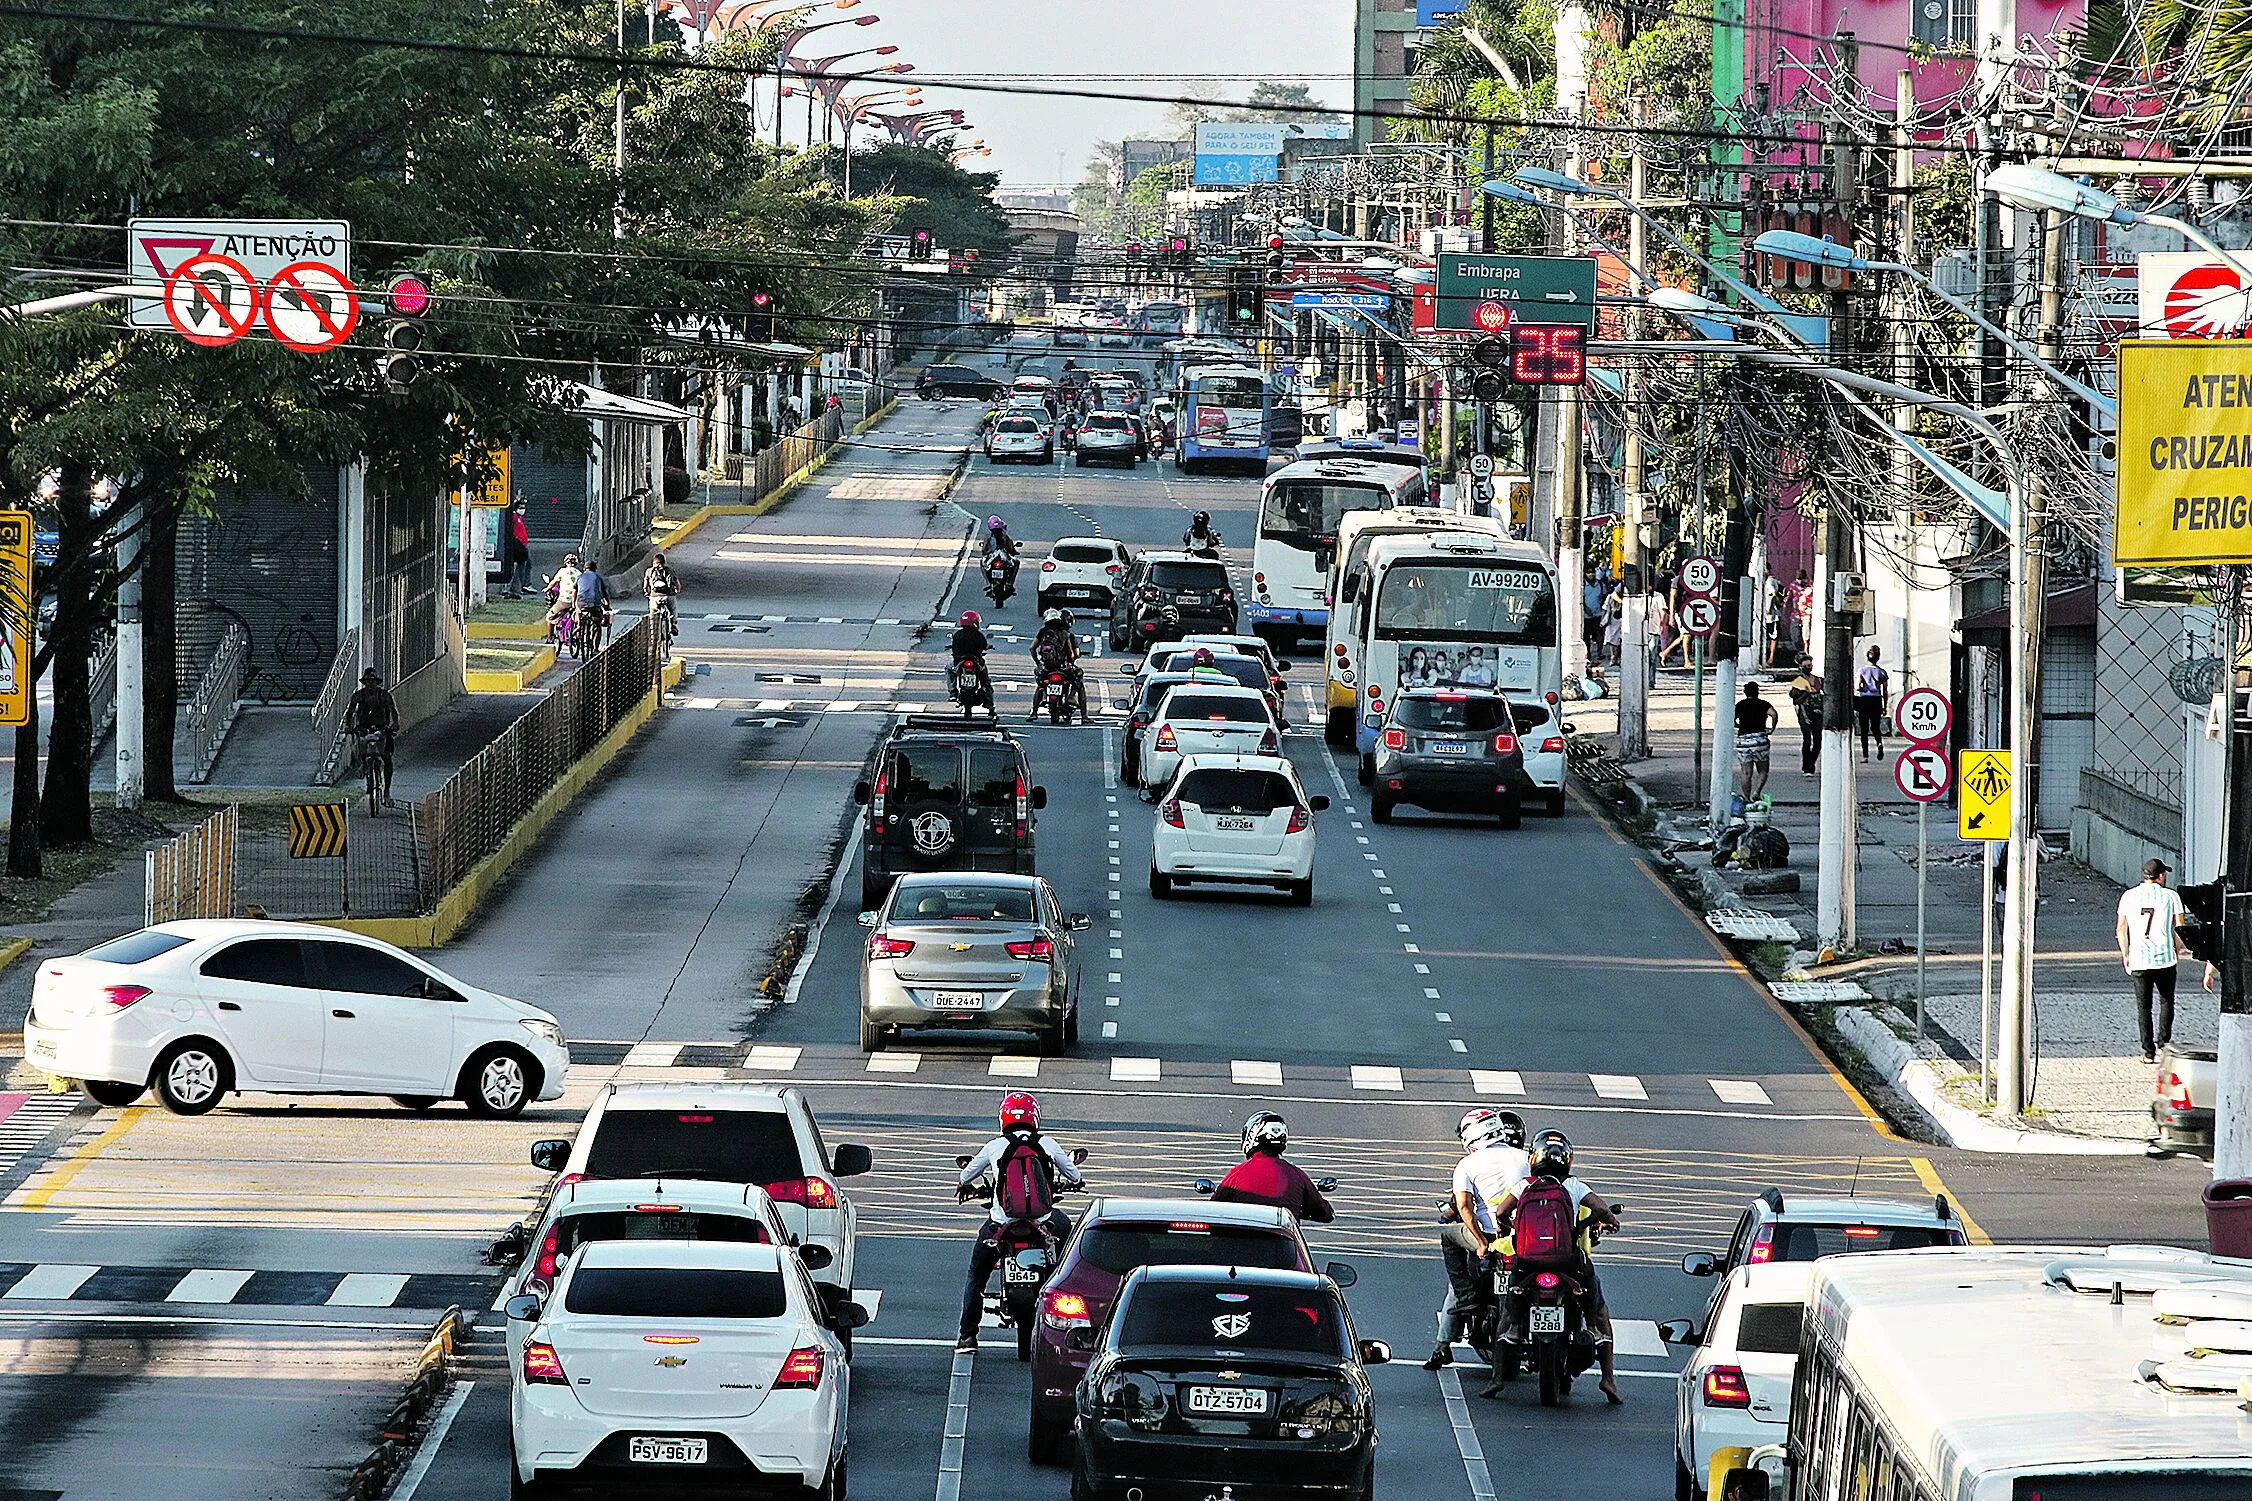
xmin=1481 ymin=120 xmax=1498 ymax=253
xmin=1554 ymin=101 xmax=1588 ymax=682
xmin=1618 ymin=100 xmax=1652 ymax=761
xmin=1816 ymin=124 xmax=1860 ymax=952
xmin=113 ymin=502 xmax=143 ymax=813
xmin=1708 ymin=370 xmax=1749 ymax=830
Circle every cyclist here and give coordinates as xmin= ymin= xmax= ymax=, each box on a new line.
xmin=345 ymin=669 xmax=400 ymax=803
xmin=643 ymin=551 xmax=680 ymax=639
xmin=543 ymin=551 xmax=583 ymax=637
xmin=956 ymin=1092 xmax=1084 ymax=1353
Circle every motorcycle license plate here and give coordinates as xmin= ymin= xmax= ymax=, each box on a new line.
xmin=1431 ymin=741 xmax=1471 ymax=756
xmin=1529 ymin=1305 xmax=1566 ymax=1335
xmin=930 ymin=991 xmax=985 ymax=1011
xmin=629 ymin=1437 xmax=708 ymax=1466
xmin=1215 ymin=816 xmax=1256 ymax=831
xmin=1004 ymin=1258 xmax=1042 ymax=1284
xmin=1186 ymin=1386 xmax=1269 ymax=1416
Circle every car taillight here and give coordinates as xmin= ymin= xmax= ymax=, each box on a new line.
xmin=1493 ymin=733 xmax=1518 ymax=755
xmin=1007 ymin=939 xmax=1055 ymax=962
xmin=1381 ymin=729 xmax=1406 ymax=750
xmin=767 ymin=1176 xmax=838 ymax=1210
xmin=1043 ymin=1290 xmax=1092 ymax=1327
xmin=97 ymin=984 xmax=151 ymax=1010
xmin=1254 ymin=572 xmax=1266 ymax=585
xmin=1746 ymin=1226 xmax=1776 ymax=1264
xmin=1140 ymin=585 xmax=1160 ymax=600
xmin=1160 ymin=798 xmax=1184 ymax=828
xmin=1286 ymin=805 xmax=1312 ymax=834
xmin=2167 ymin=1070 xmax=2194 ymax=1110
xmin=1334 ymin=644 xmax=1347 ymax=659
xmin=1534 ymin=1272 xmax=1561 ymax=1289
xmin=1041 ymin=560 xmax=1057 ymax=572
xmin=1106 ymin=563 xmax=1122 ymax=574
xmin=1542 ymin=736 xmax=1564 ymax=754
xmin=776 ymin=1346 xmax=825 ymax=1389
xmin=535 ymin=1226 xmax=561 ymax=1283
xmin=1155 ymin=725 xmax=1176 ymax=750
xmin=1259 ymin=730 xmax=1278 ymax=754
xmin=1843 ymin=1226 xmax=1880 ymax=1239
xmin=523 ymin=1342 xmax=568 ymax=1385
xmin=871 ymin=770 xmax=886 ymax=819
xmin=868 ymin=934 xmax=915 ymax=960
xmin=1703 ymin=1365 xmax=1753 ymax=1408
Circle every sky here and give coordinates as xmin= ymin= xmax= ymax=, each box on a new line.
xmin=816 ymin=0 xmax=1356 ymax=188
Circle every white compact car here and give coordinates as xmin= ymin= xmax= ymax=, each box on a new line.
xmin=986 ymin=414 xmax=1052 ymax=463
xmin=1138 ymin=683 xmax=1279 ymax=790
xmin=25 ymin=920 xmax=568 ymax=1117
xmin=530 ymin=1082 xmax=870 ymax=1323
xmin=1508 ymin=698 xmax=1570 ymax=817
xmin=1664 ymin=1262 xmax=1814 ymax=1500
xmin=1150 ymin=754 xmax=1326 ymax=904
xmin=1036 ymin=536 xmax=1130 ymax=611
xmin=508 ymin=1240 xmax=855 ymax=1498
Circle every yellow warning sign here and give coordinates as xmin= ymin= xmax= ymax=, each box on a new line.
xmin=2115 ymin=341 xmax=2252 ymax=564
xmin=0 ymin=511 xmax=30 ymax=729
xmin=288 ymin=803 xmax=348 ymax=859
xmin=468 ymin=446 xmax=512 ymax=508
xmin=1957 ymin=749 xmax=2011 ymax=841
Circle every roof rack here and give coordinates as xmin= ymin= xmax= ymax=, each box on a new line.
xmin=894 ymin=715 xmax=1018 ymax=736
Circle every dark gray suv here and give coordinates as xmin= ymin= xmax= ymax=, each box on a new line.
xmin=854 ymin=719 xmax=1046 ymax=910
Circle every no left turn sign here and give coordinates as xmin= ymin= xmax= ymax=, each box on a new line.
xmin=161 ymin=253 xmax=260 ymax=347
xmin=261 ymin=260 xmax=360 ymax=353
xmin=1894 ymin=745 xmax=1952 ymax=802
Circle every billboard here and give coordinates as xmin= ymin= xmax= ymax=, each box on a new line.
xmin=1193 ymin=124 xmax=1285 ymax=186
xmin=1417 ymin=0 xmax=1469 ymax=20
xmin=2115 ymin=340 xmax=2252 ymax=564
xmin=2136 ymin=252 xmax=2252 ymax=340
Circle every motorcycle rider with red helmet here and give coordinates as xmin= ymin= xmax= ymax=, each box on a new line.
xmin=955 ymin=1092 xmax=1084 ymax=1353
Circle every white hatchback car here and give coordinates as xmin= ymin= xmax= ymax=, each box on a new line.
xmin=1036 ymin=536 xmax=1130 ymax=611
xmin=1664 ymin=1262 xmax=1814 ymax=1500
xmin=986 ymin=413 xmax=1052 ymax=463
xmin=1138 ymin=683 xmax=1279 ymax=790
xmin=1150 ymin=754 xmax=1327 ymax=904
xmin=1507 ymin=698 xmax=1570 ymax=817
xmin=25 ymin=920 xmax=568 ymax=1117
xmin=508 ymin=1240 xmax=854 ymax=1498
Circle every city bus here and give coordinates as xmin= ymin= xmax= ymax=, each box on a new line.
xmin=1172 ymin=363 xmax=1271 ymax=474
xmin=1734 ymin=1246 xmax=2252 ymax=1501
xmin=1345 ymin=530 xmax=1558 ymax=763
xmin=1249 ymin=455 xmax=1427 ymax=648
xmin=1324 ymin=507 xmax=1507 ymax=745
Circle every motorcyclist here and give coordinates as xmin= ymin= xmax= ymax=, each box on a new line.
xmin=1490 ymin=1129 xmax=1622 ymax=1404
xmin=345 ymin=669 xmax=400 ymax=801
xmin=950 ymin=610 xmax=996 ymax=717
xmin=956 ymin=1091 xmax=1084 ymax=1354
xmin=983 ymin=515 xmax=1021 ymax=593
xmin=1030 ymin=608 xmax=1083 ymax=720
xmin=1212 ymin=1111 xmax=1333 ymax=1223
xmin=1425 ymin=1108 xmax=1528 ymax=1370
xmin=1183 ymin=510 xmax=1221 ymax=555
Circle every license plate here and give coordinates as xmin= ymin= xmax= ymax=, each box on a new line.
xmin=1529 ymin=1304 xmax=1566 ymax=1335
xmin=30 ymin=1040 xmax=55 ymax=1060
xmin=1004 ymin=1258 xmax=1042 ymax=1284
xmin=1214 ymin=816 xmax=1256 ymax=831
xmin=629 ymin=1437 xmax=708 ymax=1465
xmin=1186 ymin=1385 xmax=1269 ymax=1415
xmin=929 ymin=991 xmax=985 ymax=1011
xmin=1431 ymin=741 xmax=1471 ymax=756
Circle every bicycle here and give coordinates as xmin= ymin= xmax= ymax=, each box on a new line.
xmin=357 ymin=730 xmax=392 ymax=816
xmin=649 ymin=591 xmax=677 ymax=650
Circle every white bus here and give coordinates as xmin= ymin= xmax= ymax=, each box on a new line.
xmin=1754 ymin=1246 xmax=2252 ymax=1501
xmin=1323 ymin=508 xmax=1508 ymax=746
xmin=1249 ymin=456 xmax=1428 ymax=650
xmin=1343 ymin=531 xmax=1559 ymax=766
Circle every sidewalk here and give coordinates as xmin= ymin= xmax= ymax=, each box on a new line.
xmin=1574 ymin=663 xmax=2186 ymax=1152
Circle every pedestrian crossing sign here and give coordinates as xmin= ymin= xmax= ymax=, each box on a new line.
xmin=1957 ymin=749 xmax=2011 ymax=841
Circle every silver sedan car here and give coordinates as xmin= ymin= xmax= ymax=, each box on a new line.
xmin=858 ymin=873 xmax=1088 ymax=1054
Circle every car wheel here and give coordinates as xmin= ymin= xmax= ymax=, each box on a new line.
xmin=1357 ymin=754 xmax=1373 ymax=787
xmin=390 ymin=1095 xmax=441 ymax=1112
xmin=858 ymin=1013 xmax=883 ymax=1053
xmin=1676 ymin=1455 xmax=1700 ymax=1501
xmin=1289 ymin=876 xmax=1313 ymax=907
xmin=1038 ymin=1019 xmax=1066 ymax=1057
xmin=1029 ymin=1408 xmax=1071 ymax=1466
xmin=460 ymin=1046 xmax=538 ymax=1119
xmin=1149 ymin=866 xmax=1172 ymax=898
xmin=1498 ymin=798 xmax=1522 ymax=830
xmin=1371 ymin=795 xmax=1394 ymax=824
xmin=1546 ymin=789 xmax=1568 ymax=817
xmin=154 ymin=1040 xmax=230 ymax=1115
xmin=83 ymin=1079 xmax=145 ymax=1108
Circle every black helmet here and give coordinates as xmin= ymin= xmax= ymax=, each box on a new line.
xmin=1529 ymin=1128 xmax=1572 ymax=1179
xmin=1193 ymin=510 xmax=1211 ymax=527
xmin=1241 ymin=1111 xmax=1287 ymax=1157
xmin=1494 ymin=1111 xmax=1527 ymax=1150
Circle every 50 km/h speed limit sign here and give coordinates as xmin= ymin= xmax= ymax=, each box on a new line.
xmin=1895 ymin=687 xmax=1952 ymax=747
xmin=1679 ymin=555 xmax=1720 ymax=596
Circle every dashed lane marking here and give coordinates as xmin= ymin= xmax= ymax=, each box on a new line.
xmin=624 ymin=1042 xmax=686 ymax=1067
xmin=1437 ymin=1367 xmax=1499 ymax=1501
xmin=1472 ymin=1070 xmax=1526 ymax=1095
xmin=167 ymin=1268 xmax=255 ymax=1303
xmin=1351 ymin=1065 xmax=1403 ymax=1092
xmin=868 ymin=1053 xmax=921 ymax=1074
xmin=745 ymin=1046 xmax=802 ymax=1071
xmin=5 ymin=1264 xmax=95 ymax=1300
xmin=936 ymin=1346 xmax=974 ymax=1501
xmin=329 ymin=1272 xmax=413 ymax=1307
xmin=1111 ymin=1058 xmax=1161 ymax=1083
xmin=1232 ymin=1061 xmax=1284 ymax=1087
xmin=989 ymin=1057 xmax=1039 ymax=1078
xmin=1590 ymin=1074 xmax=1649 ymax=1100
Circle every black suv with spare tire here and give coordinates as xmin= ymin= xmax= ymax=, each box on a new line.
xmin=854 ymin=718 xmax=1046 ymax=910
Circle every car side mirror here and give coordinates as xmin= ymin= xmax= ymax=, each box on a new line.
xmin=1358 ymin=1339 xmax=1392 ymax=1366
xmin=1031 ymin=786 xmax=1048 ymax=810
xmin=1658 ymin=1318 xmax=1697 ymax=1347
xmin=1717 ymin=1468 xmax=1772 ymax=1501
xmin=956 ymin=1154 xmax=973 ymax=1169
xmin=798 ymin=1244 xmax=834 ymax=1271
xmin=1313 ymin=1176 xmax=1338 ymax=1193
xmin=1308 ymin=795 xmax=1330 ymax=813
xmin=1192 ymin=1177 xmax=1217 ymax=1196
xmin=1273 ymin=661 xmax=1290 ymax=673
xmin=1070 ymin=1146 xmax=1089 ymax=1166
xmin=1562 ymin=721 xmax=1577 ymax=734
xmin=1065 ymin=1326 xmax=1099 ymax=1352
xmin=1325 ymin=1261 xmax=1357 ymax=1288
xmin=529 ymin=1140 xmax=570 ymax=1172
xmin=840 ymin=1300 xmax=873 ymax=1329
xmin=504 ymin=1294 xmax=543 ymax=1322
xmin=831 ymin=1143 xmax=873 ymax=1178
xmin=854 ymin=780 xmax=871 ymax=805
xmin=857 ymin=910 xmax=879 ymax=928
xmin=1682 ymin=1251 xmax=1719 ymax=1277
xmin=1066 ymin=913 xmax=1092 ymax=931
xmin=1113 ymin=699 xmax=1131 ymax=711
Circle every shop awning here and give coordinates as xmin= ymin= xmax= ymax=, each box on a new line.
xmin=550 ymin=380 xmax=695 ymax=427
xmin=1957 ymin=582 xmax=2097 ymax=647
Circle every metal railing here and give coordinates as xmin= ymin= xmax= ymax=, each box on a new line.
xmin=741 ymin=408 xmax=846 ymax=500
xmin=89 ymin=634 xmax=118 ymax=743
xmin=419 ymin=615 xmax=662 ymax=895
xmin=145 ymin=803 xmax=237 ymax=924
xmin=2079 ymin=766 xmax=2181 ymax=847
xmin=310 ymin=628 xmax=360 ymax=784
xmin=184 ymin=624 xmax=250 ymax=785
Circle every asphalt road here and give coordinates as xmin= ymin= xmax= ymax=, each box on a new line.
xmin=0 ymin=349 xmax=2201 ymax=1500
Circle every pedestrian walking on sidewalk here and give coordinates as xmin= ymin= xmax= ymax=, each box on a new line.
xmin=1854 ymin=646 xmax=1890 ymax=760
xmin=1600 ymin=585 xmax=1623 ymax=669
xmin=1789 ymin=655 xmax=1824 ymax=777
xmin=1734 ymin=682 xmax=1779 ymax=804
xmin=2118 ymin=857 xmax=2191 ymax=1062
xmin=1786 ymin=572 xmax=1813 ymax=661
xmin=504 ymin=500 xmax=532 ymax=598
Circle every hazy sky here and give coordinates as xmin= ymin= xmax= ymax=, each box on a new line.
xmin=826 ymin=1 xmax=1355 ymax=188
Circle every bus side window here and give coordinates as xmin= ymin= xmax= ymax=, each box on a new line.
xmin=1400 ymin=473 xmax=1427 ymax=506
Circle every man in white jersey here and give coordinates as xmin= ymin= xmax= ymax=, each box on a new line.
xmin=1423 ymin=1109 xmax=1529 ymax=1370
xmin=2118 ymin=857 xmax=2192 ymax=1063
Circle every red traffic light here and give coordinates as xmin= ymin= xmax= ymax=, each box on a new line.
xmin=1268 ymin=236 xmax=1285 ymax=251
xmin=750 ymin=291 xmax=773 ymax=310
xmin=384 ymin=274 xmax=431 ymax=318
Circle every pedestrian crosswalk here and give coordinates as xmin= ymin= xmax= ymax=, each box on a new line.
xmin=0 ymin=1091 xmax=87 ymax=1183
xmin=0 ymin=1260 xmax=498 ymax=1310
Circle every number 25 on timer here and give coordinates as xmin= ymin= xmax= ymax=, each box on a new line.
xmin=1508 ymin=325 xmax=1586 ymax=386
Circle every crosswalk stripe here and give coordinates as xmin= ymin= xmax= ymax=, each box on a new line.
xmin=624 ymin=1042 xmax=685 ymax=1067
xmin=745 ymin=1046 xmax=802 ymax=1071
xmin=5 ymin=1264 xmax=96 ymax=1300
xmin=868 ymin=1053 xmax=921 ymax=1074
xmin=167 ymin=1268 xmax=256 ymax=1304
xmin=854 ymin=1289 xmax=882 ymax=1321
xmin=1613 ymin=1319 xmax=1669 ymax=1358
xmin=1111 ymin=1058 xmax=1161 ymax=1083
xmin=1471 ymin=1070 xmax=1526 ymax=1096
xmin=1231 ymin=1061 xmax=1283 ymax=1087
xmin=1709 ymin=1080 xmax=1773 ymax=1106
xmin=989 ymin=1057 xmax=1039 ymax=1078
xmin=1589 ymin=1074 xmax=1648 ymax=1100
xmin=1351 ymin=1066 xmax=1404 ymax=1092
xmin=327 ymin=1273 xmax=410 ymax=1308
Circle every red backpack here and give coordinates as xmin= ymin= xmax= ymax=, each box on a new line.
xmin=995 ymin=1129 xmax=1057 ymax=1222
xmin=1511 ymin=1178 xmax=1578 ymax=1269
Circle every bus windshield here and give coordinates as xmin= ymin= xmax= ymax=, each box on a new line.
xmin=1190 ymin=376 xmax=1264 ymax=412
xmin=1375 ymin=562 xmax=1554 ymax=641
xmin=1263 ymin=480 xmax=1394 ymax=552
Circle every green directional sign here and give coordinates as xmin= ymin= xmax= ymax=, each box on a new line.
xmin=1435 ymin=253 xmax=1598 ymax=333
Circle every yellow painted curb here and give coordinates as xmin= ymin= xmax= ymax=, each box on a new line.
xmin=660 ymin=656 xmax=688 ymax=692
xmin=466 ymin=619 xmax=551 ymax=641
xmin=465 ymin=643 xmax=557 ymax=694
xmin=22 ymin=1104 xmax=147 ymax=1209
xmin=0 ymin=937 xmax=33 ymax=974
xmin=321 ymin=682 xmax=662 ymax=950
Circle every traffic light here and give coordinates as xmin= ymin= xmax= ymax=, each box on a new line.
xmin=1265 ymin=234 xmax=1286 ymax=279
xmin=1226 ymin=267 xmax=1263 ymax=330
xmin=1167 ymin=235 xmax=1190 ymax=271
xmin=1468 ymin=336 xmax=1508 ymax=402
xmin=912 ymin=228 xmax=933 ymax=258
xmin=749 ymin=291 xmax=779 ymax=343
xmin=377 ymin=273 xmax=430 ymax=392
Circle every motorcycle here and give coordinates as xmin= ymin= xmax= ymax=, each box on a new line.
xmin=1190 ymin=1173 xmax=1340 ymax=1196
xmin=983 ymin=551 xmax=1017 ymax=608
xmin=1183 ymin=527 xmax=1223 ymax=558
xmin=958 ymin=1147 xmax=1091 ymax=1361
xmin=951 ymin=656 xmax=996 ymax=719
xmin=1028 ymin=664 xmax=1085 ymax=725
xmin=1471 ymin=1200 xmax=1623 ymax=1406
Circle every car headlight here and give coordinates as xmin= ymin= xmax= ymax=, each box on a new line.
xmin=519 ymin=1018 xmax=566 ymax=1048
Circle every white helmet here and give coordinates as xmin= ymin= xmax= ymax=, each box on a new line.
xmin=1458 ymin=1108 xmax=1523 ymax=1153
xmin=1043 ymin=608 xmax=1065 ymax=625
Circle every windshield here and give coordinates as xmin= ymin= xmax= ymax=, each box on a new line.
xmin=1375 ymin=562 xmax=1554 ymax=641
xmin=999 ymin=418 xmax=1040 ymax=434
xmin=1176 ymin=769 xmax=1298 ymax=812
xmin=564 ymin=1266 xmax=787 ymax=1319
xmin=582 ymin=1109 xmax=803 ymax=1183
xmin=553 ymin=1209 xmax=771 ymax=1259
xmin=1148 ymin=561 xmax=1229 ymax=592
xmin=1393 ymin=695 xmax=1509 ymax=732
xmin=1262 ymin=480 xmax=1394 ymax=552
xmin=1160 ymin=693 xmax=1266 ymax=724
xmin=891 ymin=884 xmax=1039 ymax=923
xmin=1191 ymin=376 xmax=1264 ymax=410
xmin=1118 ymin=1281 xmax=1347 ymax=1357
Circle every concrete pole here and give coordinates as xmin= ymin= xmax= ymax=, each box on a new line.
xmin=1617 ymin=100 xmax=1652 ymax=761
xmin=113 ymin=503 xmax=143 ymax=812
xmin=1815 ymin=130 xmax=1860 ymax=953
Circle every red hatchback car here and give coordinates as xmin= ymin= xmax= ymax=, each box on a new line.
xmin=1025 ymin=1197 xmax=1356 ymax=1464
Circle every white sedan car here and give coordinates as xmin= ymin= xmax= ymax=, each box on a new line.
xmin=25 ymin=919 xmax=568 ymax=1117
xmin=1150 ymin=753 xmax=1327 ymax=905
xmin=1508 ymin=698 xmax=1570 ymax=817
xmin=509 ymin=1240 xmax=855 ymax=1498
xmin=1138 ymin=683 xmax=1279 ymax=790
xmin=1666 ymin=1261 xmax=1814 ymax=1500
